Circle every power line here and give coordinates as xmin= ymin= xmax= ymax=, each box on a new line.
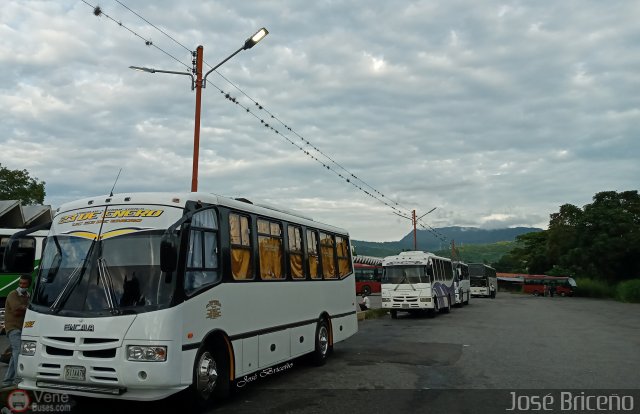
xmin=81 ymin=1 xmax=191 ymax=70
xmin=112 ymin=0 xmax=193 ymax=54
xmin=82 ymin=1 xmax=446 ymax=241
xmin=108 ymin=1 xmax=412 ymax=215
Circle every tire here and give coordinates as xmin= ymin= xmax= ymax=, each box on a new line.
xmin=430 ymin=294 xmax=439 ymax=317
xmin=311 ymin=319 xmax=330 ymax=366
xmin=362 ymin=285 xmax=371 ymax=295
xmin=441 ymin=295 xmax=451 ymax=313
xmin=533 ymin=291 xmax=539 ymax=297
xmin=561 ymin=292 xmax=566 ymax=297
xmin=190 ymin=343 xmax=229 ymax=409
xmin=390 ymin=310 xmax=398 ymax=319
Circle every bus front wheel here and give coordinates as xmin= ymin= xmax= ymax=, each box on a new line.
xmin=191 ymin=343 xmax=229 ymax=408
xmin=441 ymin=295 xmax=451 ymax=313
xmin=311 ymin=319 xmax=330 ymax=366
xmin=362 ymin=285 xmax=371 ymax=295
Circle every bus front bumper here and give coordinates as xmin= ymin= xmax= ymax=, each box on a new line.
xmin=382 ymin=297 xmax=433 ymax=310
xmin=17 ymin=340 xmax=188 ymax=401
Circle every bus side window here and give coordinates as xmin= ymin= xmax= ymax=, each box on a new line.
xmin=336 ymin=235 xmax=352 ymax=278
xmin=306 ymin=230 xmax=322 ymax=280
xmin=1 ymin=237 xmax=36 ymax=274
xmin=185 ymin=209 xmax=220 ymax=294
xmin=230 ymin=213 xmax=253 ymax=280
xmin=257 ymin=219 xmax=284 ymax=280
xmin=288 ymin=225 xmax=305 ymax=279
xmin=320 ymin=232 xmax=337 ymax=279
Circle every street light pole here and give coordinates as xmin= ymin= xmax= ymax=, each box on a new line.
xmin=192 ymin=45 xmax=204 ymax=192
xmin=130 ymin=28 xmax=269 ymax=192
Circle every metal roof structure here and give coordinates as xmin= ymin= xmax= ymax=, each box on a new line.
xmin=353 ymin=255 xmax=384 ymax=266
xmin=0 ymin=200 xmax=52 ymax=228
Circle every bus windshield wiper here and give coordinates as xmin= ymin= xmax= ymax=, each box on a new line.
xmin=50 ymin=240 xmax=96 ymax=313
xmin=393 ymin=274 xmax=417 ymax=291
xmin=98 ymin=258 xmax=120 ymax=315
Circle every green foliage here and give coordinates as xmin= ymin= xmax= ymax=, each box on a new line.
xmin=363 ymin=308 xmax=390 ymax=319
xmin=435 ymin=241 xmax=515 ymax=265
xmin=616 ymin=280 xmax=640 ymax=303
xmin=496 ymin=191 xmax=640 ymax=287
xmin=0 ymin=163 xmax=46 ymax=205
xmin=574 ymin=278 xmax=616 ymax=299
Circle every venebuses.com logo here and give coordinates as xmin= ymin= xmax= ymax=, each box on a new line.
xmin=4 ymin=389 xmax=72 ymax=413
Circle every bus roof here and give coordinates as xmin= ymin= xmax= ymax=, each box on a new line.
xmin=53 ymin=192 xmax=349 ymax=235
xmin=382 ymin=250 xmax=448 ymax=266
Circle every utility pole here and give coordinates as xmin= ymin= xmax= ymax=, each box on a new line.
xmin=412 ymin=210 xmax=417 ymax=251
xmin=191 ymin=46 xmax=204 ymax=192
xmin=394 ymin=207 xmax=437 ymax=252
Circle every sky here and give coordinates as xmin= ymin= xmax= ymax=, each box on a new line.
xmin=1 ymin=1 xmax=638 ymax=242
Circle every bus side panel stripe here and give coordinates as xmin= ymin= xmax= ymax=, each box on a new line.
xmin=226 ymin=311 xmax=356 ymax=342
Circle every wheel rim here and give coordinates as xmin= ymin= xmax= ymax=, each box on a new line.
xmin=318 ymin=325 xmax=329 ymax=356
xmin=363 ymin=286 xmax=371 ymax=295
xmin=196 ymin=351 xmax=218 ymax=398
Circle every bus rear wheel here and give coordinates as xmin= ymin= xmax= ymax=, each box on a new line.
xmin=311 ymin=319 xmax=330 ymax=366
xmin=190 ymin=343 xmax=229 ymax=408
xmin=362 ymin=285 xmax=371 ymax=295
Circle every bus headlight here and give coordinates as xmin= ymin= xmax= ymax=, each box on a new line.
xmin=21 ymin=341 xmax=37 ymax=356
xmin=381 ymin=298 xmax=391 ymax=302
xmin=127 ymin=345 xmax=167 ymax=362
xmin=420 ymin=297 xmax=431 ymax=302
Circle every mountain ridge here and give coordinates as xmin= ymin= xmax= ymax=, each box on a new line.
xmin=352 ymin=226 xmax=542 ymax=258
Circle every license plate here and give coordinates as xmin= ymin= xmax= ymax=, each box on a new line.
xmin=64 ymin=365 xmax=86 ymax=381
xmin=401 ymin=304 xmax=409 ymax=309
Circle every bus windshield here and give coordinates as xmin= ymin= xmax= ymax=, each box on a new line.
xmin=33 ymin=231 xmax=175 ymax=316
xmin=383 ymin=266 xmax=428 ymax=284
xmin=470 ymin=278 xmax=487 ymax=287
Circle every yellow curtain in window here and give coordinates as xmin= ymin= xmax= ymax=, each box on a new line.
xmin=321 ymin=246 xmax=336 ymax=279
xmin=259 ymin=236 xmax=283 ymax=279
xmin=229 ymin=214 xmax=240 ymax=245
xmin=338 ymin=258 xmax=351 ymax=277
xmin=290 ymin=253 xmax=304 ymax=279
xmin=309 ymin=255 xmax=321 ymax=279
xmin=231 ymin=248 xmax=252 ymax=279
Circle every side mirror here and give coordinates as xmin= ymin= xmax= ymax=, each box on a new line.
xmin=160 ymin=235 xmax=178 ymax=273
xmin=2 ymin=238 xmax=34 ymax=273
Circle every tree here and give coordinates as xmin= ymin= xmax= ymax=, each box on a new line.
xmin=0 ymin=163 xmax=46 ymax=205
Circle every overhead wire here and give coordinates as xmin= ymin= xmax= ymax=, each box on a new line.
xmin=80 ymin=1 xmax=191 ymax=70
xmin=82 ymin=1 xmax=448 ymax=244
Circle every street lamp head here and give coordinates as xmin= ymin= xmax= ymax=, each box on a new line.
xmin=129 ymin=66 xmax=155 ymax=73
xmin=243 ymin=27 xmax=269 ymax=50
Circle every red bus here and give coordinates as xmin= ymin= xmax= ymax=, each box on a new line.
xmin=523 ymin=275 xmax=577 ymax=297
xmin=354 ymin=256 xmax=383 ymax=295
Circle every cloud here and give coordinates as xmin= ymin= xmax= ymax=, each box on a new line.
xmin=1 ymin=0 xmax=638 ymax=242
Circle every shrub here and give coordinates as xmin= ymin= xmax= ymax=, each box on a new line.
xmin=616 ymin=279 xmax=640 ymax=303
xmin=574 ymin=278 xmax=616 ymax=298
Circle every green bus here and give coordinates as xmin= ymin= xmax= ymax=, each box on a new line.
xmin=0 ymin=228 xmax=48 ymax=333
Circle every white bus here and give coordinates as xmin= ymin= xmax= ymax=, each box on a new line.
xmin=4 ymin=192 xmax=357 ymax=406
xmin=452 ymin=261 xmax=470 ymax=307
xmin=0 ymin=228 xmax=48 ymax=333
xmin=469 ymin=263 xmax=497 ymax=298
xmin=381 ymin=251 xmax=454 ymax=319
